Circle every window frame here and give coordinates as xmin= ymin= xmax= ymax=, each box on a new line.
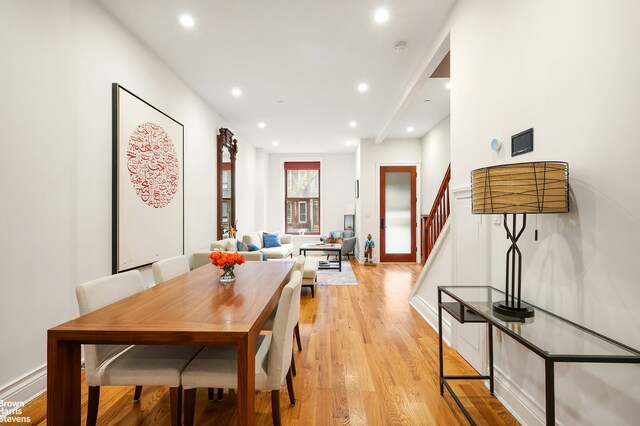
xmin=284 ymin=161 xmax=320 ymax=235
xmin=298 ymin=201 xmax=308 ymax=223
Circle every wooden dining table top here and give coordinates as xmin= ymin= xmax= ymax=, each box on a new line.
xmin=49 ymin=260 xmax=295 ymax=344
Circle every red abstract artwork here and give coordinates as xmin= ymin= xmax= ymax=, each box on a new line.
xmin=127 ymin=122 xmax=180 ymax=208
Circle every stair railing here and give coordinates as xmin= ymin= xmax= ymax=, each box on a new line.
xmin=421 ymin=164 xmax=451 ymax=265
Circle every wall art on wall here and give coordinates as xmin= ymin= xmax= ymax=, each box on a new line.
xmin=112 ymin=83 xmax=184 ymax=273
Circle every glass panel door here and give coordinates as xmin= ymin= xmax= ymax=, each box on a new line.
xmin=385 ymin=172 xmax=412 ymax=254
xmin=380 ymin=166 xmax=416 ymax=262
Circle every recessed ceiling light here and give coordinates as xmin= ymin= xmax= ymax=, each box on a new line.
xmin=358 ymin=82 xmax=369 ymax=92
xmin=272 ymin=141 xmax=279 ymax=146
xmin=406 ymin=126 xmax=414 ymax=133
xmin=345 ymin=140 xmax=353 ymax=146
xmin=374 ymin=8 xmax=389 ymax=23
xmin=349 ymin=121 xmax=357 ymax=128
xmin=179 ymin=14 xmax=194 ymax=28
xmin=231 ymin=88 xmax=242 ymax=97
xmin=277 ymin=100 xmax=285 ymax=103
xmin=258 ymin=122 xmax=266 ymax=128
xmin=445 ymin=81 xmax=452 ymax=90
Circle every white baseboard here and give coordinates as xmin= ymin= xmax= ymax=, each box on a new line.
xmin=485 ymin=365 xmax=565 ymax=426
xmin=409 ymin=295 xmax=452 ymax=346
xmin=0 ymin=364 xmax=47 ymax=409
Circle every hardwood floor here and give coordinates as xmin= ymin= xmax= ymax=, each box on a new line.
xmin=19 ymin=261 xmax=518 ymax=425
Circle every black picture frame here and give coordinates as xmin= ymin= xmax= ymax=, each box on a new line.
xmin=355 ymin=179 xmax=359 ymax=199
xmin=112 ymin=83 xmax=185 ymax=273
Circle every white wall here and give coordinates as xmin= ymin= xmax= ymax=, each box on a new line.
xmin=235 ymin=143 xmax=257 ymax=236
xmin=410 ymin=222 xmax=453 ymax=332
xmin=0 ymin=0 xmax=76 ymax=403
xmin=265 ymin=152 xmax=355 ymax=236
xmin=420 ymin=115 xmax=450 ymax=214
xmin=356 ymin=138 xmax=422 ymax=262
xmin=0 ymin=0 xmax=255 ymax=402
xmin=414 ymin=0 xmax=640 ymax=424
xmin=354 ymin=143 xmax=362 ymax=258
xmin=253 ymin=148 xmax=269 ymax=231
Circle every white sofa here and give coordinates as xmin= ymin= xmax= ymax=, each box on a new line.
xmin=242 ymin=231 xmax=293 ymax=259
xmin=192 ymin=238 xmax=263 ymax=269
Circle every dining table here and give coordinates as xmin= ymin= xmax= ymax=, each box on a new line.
xmin=47 ymin=260 xmax=295 ymax=426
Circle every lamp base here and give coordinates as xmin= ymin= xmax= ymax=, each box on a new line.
xmin=493 ymin=301 xmax=535 ymax=319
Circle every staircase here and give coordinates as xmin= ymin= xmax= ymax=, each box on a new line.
xmin=421 ymin=164 xmax=451 ymax=265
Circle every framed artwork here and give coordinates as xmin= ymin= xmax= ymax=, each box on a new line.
xmin=355 ymin=179 xmax=359 ymax=199
xmin=112 ymin=83 xmax=184 ymax=273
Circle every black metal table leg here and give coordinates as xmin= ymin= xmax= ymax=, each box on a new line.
xmin=545 ymin=359 xmax=555 ymax=425
xmin=438 ymin=290 xmax=444 ymax=395
xmin=488 ymin=323 xmax=494 ymax=395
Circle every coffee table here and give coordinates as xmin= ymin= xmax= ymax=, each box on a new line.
xmin=299 ymin=243 xmax=342 ymax=272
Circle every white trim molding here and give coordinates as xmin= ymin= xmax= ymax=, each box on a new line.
xmin=409 ymin=219 xmax=452 ymax=342
xmin=0 ymin=364 xmax=47 ymax=409
xmin=485 ymin=365 xmax=566 ymax=426
xmin=409 ymin=219 xmax=451 ymax=299
xmin=410 ymin=295 xmax=452 ymax=346
xmin=451 ymin=185 xmax=471 ymax=200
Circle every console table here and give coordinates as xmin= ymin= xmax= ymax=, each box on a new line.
xmin=438 ymin=286 xmax=640 ymax=426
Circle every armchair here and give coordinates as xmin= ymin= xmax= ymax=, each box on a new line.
xmin=340 ymin=237 xmax=357 ymax=260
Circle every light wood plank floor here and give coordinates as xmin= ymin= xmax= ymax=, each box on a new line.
xmin=19 ymin=261 xmax=518 ymax=425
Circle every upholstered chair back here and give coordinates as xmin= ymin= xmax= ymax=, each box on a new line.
xmin=290 ymin=257 xmax=304 ymax=330
xmin=152 ymin=255 xmax=190 ymax=284
xmin=75 ymin=270 xmax=145 ymax=380
xmin=341 ymin=237 xmax=357 ymax=254
xmin=266 ymin=270 xmax=302 ymax=389
xmin=292 ymin=255 xmax=306 ymax=273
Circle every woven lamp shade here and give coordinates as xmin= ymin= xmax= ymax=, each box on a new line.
xmin=471 ymin=161 xmax=569 ymax=214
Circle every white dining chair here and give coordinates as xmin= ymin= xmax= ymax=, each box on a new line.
xmin=76 ymin=270 xmax=202 ymax=426
xmin=262 ymin=255 xmax=305 ymax=376
xmin=152 ymin=254 xmax=226 ymax=402
xmin=263 ymin=255 xmax=304 ymax=343
xmin=181 ymin=270 xmax=302 ymax=426
xmin=152 ymin=254 xmax=190 ymax=284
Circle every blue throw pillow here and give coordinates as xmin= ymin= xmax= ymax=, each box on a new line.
xmin=247 ymin=243 xmax=260 ymax=252
xmin=237 ymin=241 xmax=248 ymax=251
xmin=263 ymin=233 xmax=281 ymax=248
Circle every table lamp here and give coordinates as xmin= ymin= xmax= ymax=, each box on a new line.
xmin=471 ymin=161 xmax=569 ymax=319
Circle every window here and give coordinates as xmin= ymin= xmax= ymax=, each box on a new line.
xmin=298 ymin=201 xmax=307 ymax=223
xmin=285 ymin=161 xmax=320 ymax=234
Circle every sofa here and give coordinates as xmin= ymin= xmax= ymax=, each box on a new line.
xmin=242 ymin=231 xmax=293 ymax=259
xmin=192 ymin=238 xmax=263 ymax=269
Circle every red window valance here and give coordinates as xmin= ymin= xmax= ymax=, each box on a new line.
xmin=284 ymin=161 xmax=320 ymax=171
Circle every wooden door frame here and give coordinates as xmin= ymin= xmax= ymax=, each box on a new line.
xmin=379 ymin=165 xmax=417 ymax=262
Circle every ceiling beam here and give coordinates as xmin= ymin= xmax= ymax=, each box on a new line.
xmin=375 ymin=33 xmax=450 ymax=144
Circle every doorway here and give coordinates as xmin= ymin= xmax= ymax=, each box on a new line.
xmin=380 ymin=166 xmax=417 ymax=262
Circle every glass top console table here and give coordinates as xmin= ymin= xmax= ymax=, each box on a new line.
xmin=437 ymin=286 xmax=640 ymax=425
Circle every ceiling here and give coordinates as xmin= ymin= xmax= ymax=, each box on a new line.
xmin=386 ymin=77 xmax=450 ymax=139
xmin=98 ymin=0 xmax=455 ymax=152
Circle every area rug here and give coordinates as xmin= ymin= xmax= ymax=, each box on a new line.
xmin=315 ymin=260 xmax=358 ymax=285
